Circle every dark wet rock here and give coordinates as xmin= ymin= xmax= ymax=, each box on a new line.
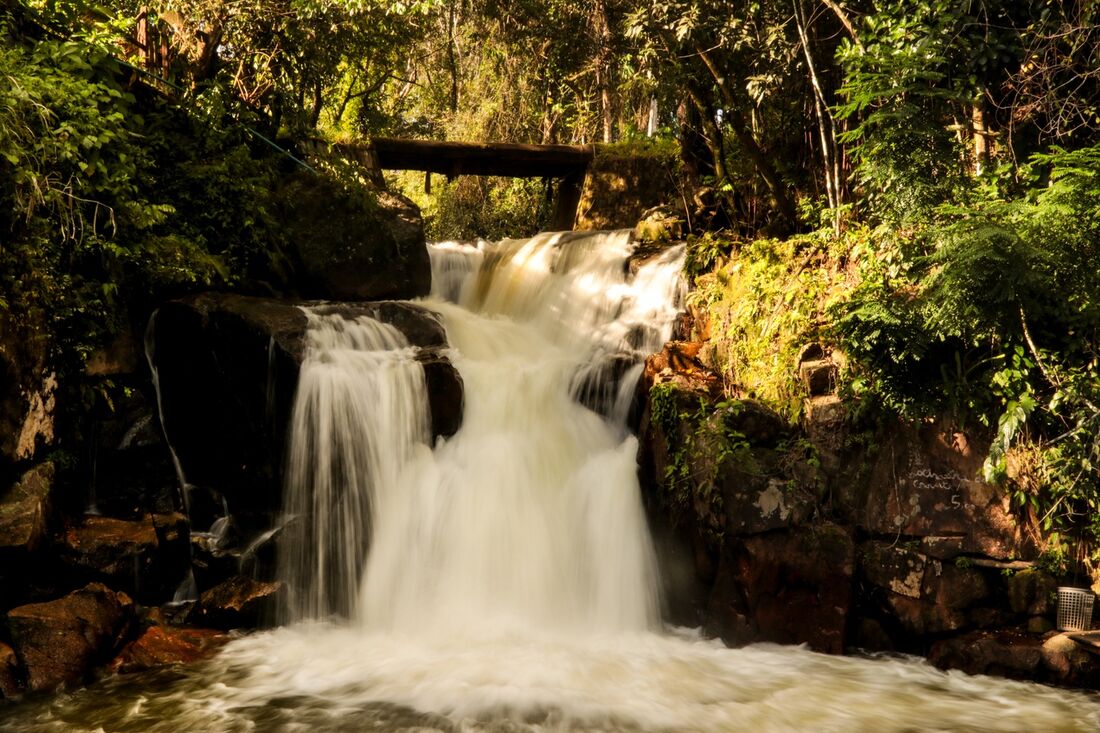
xmin=706 ymin=523 xmax=854 ymax=654
xmin=6 ymin=583 xmax=135 ymax=692
xmin=929 ymin=630 xmax=1100 ymax=687
xmin=275 ymin=172 xmax=430 ymax=301
xmin=189 ymin=575 xmax=285 ymax=630
xmin=419 ymin=351 xmax=465 ymax=440
xmin=0 ymin=462 xmax=53 ymax=553
xmin=0 ymin=641 xmax=20 ymax=698
xmin=85 ymin=384 xmax=181 ymax=519
xmin=150 ymin=293 xmax=463 ymax=532
xmin=109 ymin=625 xmax=229 ymax=674
xmin=57 ymin=513 xmax=190 ymax=605
xmin=572 ymin=353 xmax=639 ymax=416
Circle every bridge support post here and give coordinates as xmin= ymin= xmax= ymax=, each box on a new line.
xmin=550 ymin=169 xmax=586 ymax=231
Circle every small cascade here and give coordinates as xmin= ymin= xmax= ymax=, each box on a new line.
xmin=279 ymin=309 xmax=431 ymax=621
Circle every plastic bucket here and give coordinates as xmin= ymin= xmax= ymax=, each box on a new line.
xmin=1056 ymin=587 xmax=1095 ymax=631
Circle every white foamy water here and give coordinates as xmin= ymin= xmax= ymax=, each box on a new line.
xmin=5 ymin=231 xmax=1100 ymax=732
xmin=281 ymin=309 xmax=431 ymax=620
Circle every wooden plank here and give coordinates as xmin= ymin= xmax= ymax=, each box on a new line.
xmin=366 ymin=137 xmax=594 ymax=178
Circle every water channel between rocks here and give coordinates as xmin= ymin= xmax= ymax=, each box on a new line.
xmin=3 ymin=231 xmax=1099 ymax=732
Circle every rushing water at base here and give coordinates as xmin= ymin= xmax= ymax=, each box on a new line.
xmin=4 ymin=231 xmax=1100 ymax=732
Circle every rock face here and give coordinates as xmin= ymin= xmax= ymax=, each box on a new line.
xmin=638 ymin=334 xmax=1059 ymax=669
xmin=6 ymin=583 xmax=135 ymax=692
xmin=275 ymin=172 xmax=431 ymax=301
xmin=149 ymin=293 xmax=463 ymax=537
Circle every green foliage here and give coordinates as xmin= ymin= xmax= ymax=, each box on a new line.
xmin=649 ymin=382 xmax=752 ymax=534
xmin=0 ymin=6 xmax=292 ymax=377
xmin=832 ymin=143 xmax=1100 ymax=540
xmin=395 ymin=173 xmax=552 ymax=241
xmin=691 ymin=230 xmax=857 ymax=419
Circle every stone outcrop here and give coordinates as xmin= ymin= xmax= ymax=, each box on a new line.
xmin=189 ymin=575 xmax=285 ymax=630
xmin=274 ymin=172 xmax=431 ymax=301
xmin=6 ymin=583 xmax=135 ymax=692
xmin=637 ymin=333 xmax=1071 ymax=675
xmin=57 ymin=513 xmax=190 ymax=605
xmin=109 ymin=625 xmax=228 ymax=674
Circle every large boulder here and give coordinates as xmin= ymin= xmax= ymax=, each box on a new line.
xmin=928 ymin=630 xmax=1100 ymax=687
xmin=0 ymin=462 xmax=53 ymax=554
xmin=705 ymin=523 xmax=854 ymax=654
xmin=57 ymin=513 xmax=190 ymax=605
xmin=275 ymin=173 xmax=431 ymax=301
xmin=149 ymin=293 xmax=463 ymax=535
xmin=6 ymin=583 xmax=135 ymax=692
xmin=109 ymin=625 xmax=228 ymax=674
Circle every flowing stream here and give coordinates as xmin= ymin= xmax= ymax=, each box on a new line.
xmin=4 ymin=231 xmax=1100 ymax=732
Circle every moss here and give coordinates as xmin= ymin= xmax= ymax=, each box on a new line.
xmin=687 ymin=228 xmax=866 ymax=421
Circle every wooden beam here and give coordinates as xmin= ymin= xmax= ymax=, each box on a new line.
xmin=550 ymin=169 xmax=586 ymax=231
xmin=367 ymin=137 xmax=594 ymax=178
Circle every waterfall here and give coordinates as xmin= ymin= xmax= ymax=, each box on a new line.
xmin=280 ymin=310 xmax=431 ymax=620
xmin=7 ymin=231 xmax=1100 ymax=732
xmin=281 ymin=230 xmax=684 ymax=631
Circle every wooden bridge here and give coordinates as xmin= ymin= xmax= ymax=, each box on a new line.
xmin=332 ymin=138 xmax=595 ymax=231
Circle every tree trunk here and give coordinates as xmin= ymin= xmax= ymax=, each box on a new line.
xmin=696 ymin=49 xmax=797 ymax=228
xmin=593 ymin=0 xmax=615 ymax=143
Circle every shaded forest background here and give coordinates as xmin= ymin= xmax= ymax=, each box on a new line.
xmin=2 ymin=0 xmax=1100 ymax=559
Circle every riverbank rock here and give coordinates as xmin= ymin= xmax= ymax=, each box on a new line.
xmin=928 ymin=630 xmax=1100 ymax=687
xmin=275 ymin=172 xmax=430 ymax=301
xmin=706 ymin=524 xmax=854 ymax=654
xmin=0 ymin=642 xmax=20 ymax=698
xmin=109 ymin=625 xmax=229 ymax=674
xmin=189 ymin=575 xmax=285 ymax=630
xmin=6 ymin=583 xmax=135 ymax=692
xmin=0 ymin=462 xmax=53 ymax=554
xmin=57 ymin=513 xmax=190 ymax=605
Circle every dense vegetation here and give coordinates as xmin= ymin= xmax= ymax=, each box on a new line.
xmin=2 ymin=1 xmax=1099 ymax=552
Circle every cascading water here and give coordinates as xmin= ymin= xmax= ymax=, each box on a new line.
xmin=7 ymin=231 xmax=1100 ymax=732
xmin=280 ymin=309 xmax=431 ymax=620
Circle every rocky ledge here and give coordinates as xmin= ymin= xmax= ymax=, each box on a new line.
xmin=637 ymin=337 xmax=1100 ymax=689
